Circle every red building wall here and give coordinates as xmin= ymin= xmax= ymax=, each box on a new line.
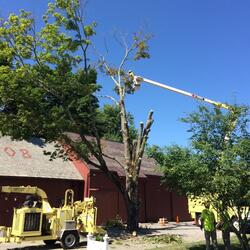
xmin=144 ymin=176 xmax=172 ymax=221
xmin=66 ymin=143 xmax=191 ymax=224
xmin=89 ymin=171 xmax=123 ymax=224
xmin=65 ymin=146 xmax=90 ymax=198
xmin=171 ymin=193 xmax=190 ymax=222
xmin=88 ymin=171 xmax=191 ymax=225
xmin=0 ymin=171 xmax=191 ymax=227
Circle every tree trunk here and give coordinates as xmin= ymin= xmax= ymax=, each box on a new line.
xmin=118 ymin=86 xmax=153 ymax=232
xmin=237 ymin=235 xmax=249 ymax=250
xmin=126 ymin=198 xmax=139 ymax=232
xmin=231 ymin=226 xmax=250 ymax=250
xmin=125 ymin=176 xmax=139 ymax=232
xmin=238 ymin=234 xmax=250 ymax=250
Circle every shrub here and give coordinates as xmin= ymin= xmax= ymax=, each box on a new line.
xmin=105 ymin=214 xmax=124 ymax=229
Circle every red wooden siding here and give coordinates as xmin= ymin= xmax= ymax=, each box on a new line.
xmin=88 ymin=171 xmax=191 ymax=225
xmin=70 ymin=156 xmax=90 ymax=198
xmin=144 ymin=176 xmax=172 ymax=221
xmin=0 ymin=170 xmax=191 ymax=227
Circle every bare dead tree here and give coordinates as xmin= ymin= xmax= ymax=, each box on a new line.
xmin=98 ymin=32 xmax=154 ymax=231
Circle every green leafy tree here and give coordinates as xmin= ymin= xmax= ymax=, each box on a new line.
xmin=0 ymin=2 xmax=99 ymax=140
xmin=147 ymin=145 xmax=206 ymax=196
xmin=97 ymin=104 xmax=137 ymax=142
xmin=0 ymin=0 xmax=153 ymax=232
xmin=148 ymin=105 xmax=250 ymax=249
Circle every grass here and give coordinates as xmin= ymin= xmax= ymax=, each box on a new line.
xmin=147 ymin=237 xmax=244 ymax=250
xmin=109 ymin=232 xmax=249 ymax=250
xmin=142 ymin=234 xmax=182 ymax=244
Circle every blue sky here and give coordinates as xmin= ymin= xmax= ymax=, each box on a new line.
xmin=1 ymin=0 xmax=250 ymax=146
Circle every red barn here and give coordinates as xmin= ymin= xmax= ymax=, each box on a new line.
xmin=0 ymin=136 xmax=191 ymax=226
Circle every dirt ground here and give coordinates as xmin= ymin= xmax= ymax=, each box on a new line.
xmin=0 ymin=222 xmax=224 ymax=250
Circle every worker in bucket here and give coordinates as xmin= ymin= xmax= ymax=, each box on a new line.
xmin=200 ymin=201 xmax=218 ymax=250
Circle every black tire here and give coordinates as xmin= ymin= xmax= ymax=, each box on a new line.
xmin=231 ymin=216 xmax=240 ymax=232
xmin=195 ymin=213 xmax=201 ymax=226
xmin=60 ymin=231 xmax=79 ymax=249
xmin=43 ymin=239 xmax=57 ymax=246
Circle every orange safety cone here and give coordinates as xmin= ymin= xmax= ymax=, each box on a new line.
xmin=176 ymin=215 xmax=180 ymax=223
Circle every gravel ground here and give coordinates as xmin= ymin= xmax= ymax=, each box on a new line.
xmin=0 ymin=222 xmax=224 ymax=250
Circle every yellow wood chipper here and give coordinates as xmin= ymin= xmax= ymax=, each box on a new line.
xmin=0 ymin=186 xmax=101 ymax=249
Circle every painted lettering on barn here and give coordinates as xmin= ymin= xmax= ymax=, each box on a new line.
xmin=1 ymin=147 xmax=32 ymax=159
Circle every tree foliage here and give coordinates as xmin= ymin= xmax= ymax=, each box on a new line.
xmin=0 ymin=2 xmax=99 ymax=141
xmin=97 ymin=104 xmax=137 ymax=142
xmin=147 ymin=145 xmax=208 ymax=196
xmin=148 ymin=105 xmax=250 ymax=249
xmin=0 ymin=0 xmax=153 ymax=232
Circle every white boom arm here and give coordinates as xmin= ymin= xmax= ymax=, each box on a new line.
xmin=129 ymin=71 xmax=230 ymax=110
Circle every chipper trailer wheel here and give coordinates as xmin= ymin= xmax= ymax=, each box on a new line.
xmin=60 ymin=231 xmax=79 ymax=249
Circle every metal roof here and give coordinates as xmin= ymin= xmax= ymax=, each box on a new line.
xmin=0 ymin=134 xmax=161 ymax=180
xmin=0 ymin=136 xmax=82 ymax=180
xmin=66 ymin=133 xmax=162 ymax=177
